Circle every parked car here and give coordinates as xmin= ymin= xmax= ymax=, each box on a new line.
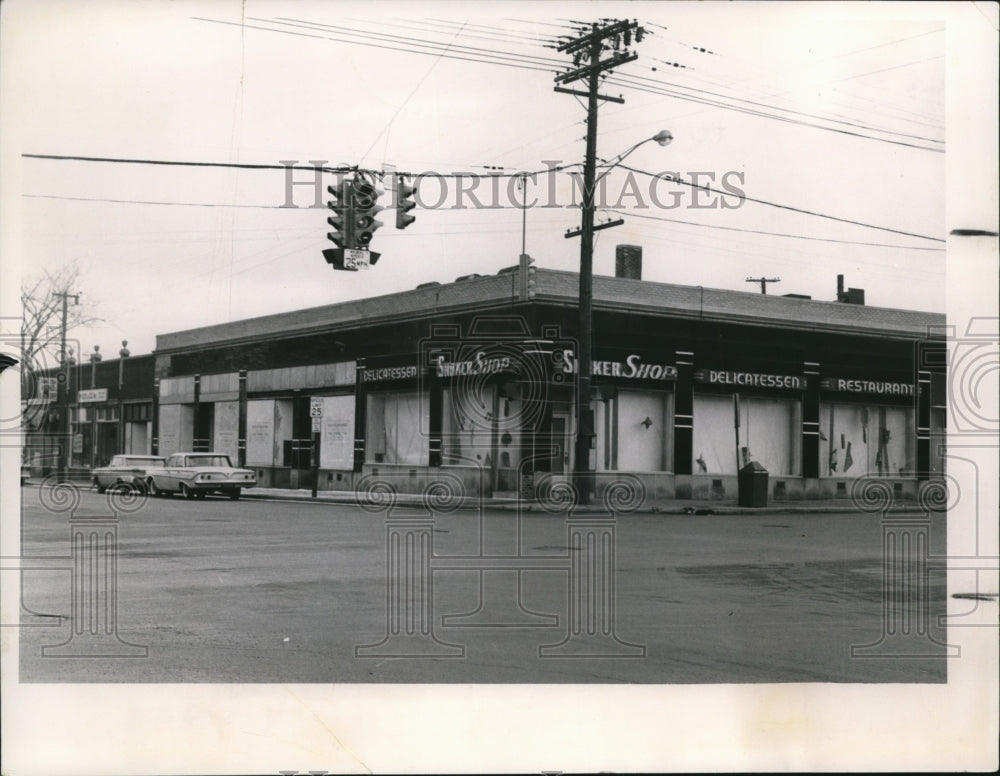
xmin=146 ymin=452 xmax=256 ymax=500
xmin=92 ymin=455 xmax=166 ymax=493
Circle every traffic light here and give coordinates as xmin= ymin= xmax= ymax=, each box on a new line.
xmin=326 ymin=179 xmax=354 ymax=250
xmin=395 ymin=174 xmax=417 ymax=229
xmin=519 ymin=253 xmax=536 ymax=299
xmin=352 ymin=177 xmax=384 ymax=248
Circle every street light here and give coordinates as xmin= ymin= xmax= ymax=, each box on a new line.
xmin=574 ymin=129 xmax=673 ymax=505
xmin=89 ymin=344 xmax=102 ymax=387
xmin=596 ymin=129 xmax=673 ymax=184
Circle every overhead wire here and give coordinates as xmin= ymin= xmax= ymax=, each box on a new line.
xmin=23 ymin=154 xmax=943 ymax=245
xmin=609 ymin=65 xmax=943 ymax=145
xmin=192 ymin=16 xmax=556 ymax=73
xmin=613 ymin=163 xmax=945 ymax=242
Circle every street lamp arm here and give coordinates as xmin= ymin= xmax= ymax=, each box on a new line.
xmin=594 ymin=129 xmax=672 ymax=187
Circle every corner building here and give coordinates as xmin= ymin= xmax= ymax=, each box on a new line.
xmin=152 ymin=265 xmax=946 ymax=502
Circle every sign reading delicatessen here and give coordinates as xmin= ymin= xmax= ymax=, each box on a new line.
xmin=694 ymin=369 xmax=806 ymax=389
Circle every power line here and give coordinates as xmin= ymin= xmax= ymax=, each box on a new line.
xmin=23 ymin=193 xmax=285 ymax=208
xmin=22 ymin=153 xmax=355 ymax=173
xmin=616 ymin=209 xmax=945 ymax=250
xmin=264 ymin=16 xmax=567 ymax=68
xmin=602 ymin=74 xmax=943 ymax=152
xmin=192 ymin=16 xmax=556 ymax=73
xmin=611 ymin=66 xmax=943 ymax=146
xmin=616 ymin=164 xmax=945 ymax=242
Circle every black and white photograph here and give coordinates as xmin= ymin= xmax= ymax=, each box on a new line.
xmin=1 ymin=1 xmax=997 ymax=773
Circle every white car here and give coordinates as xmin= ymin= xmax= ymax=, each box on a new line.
xmin=146 ymin=452 xmax=256 ymax=500
xmin=92 ymin=455 xmax=166 ymax=493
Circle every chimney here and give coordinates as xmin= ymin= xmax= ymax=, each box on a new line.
xmin=836 ymin=274 xmax=865 ymax=305
xmin=615 ymin=244 xmax=642 ymax=280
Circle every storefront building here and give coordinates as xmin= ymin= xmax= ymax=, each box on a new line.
xmin=22 ymin=352 xmax=156 ymax=475
xmin=149 ymin=257 xmax=946 ymax=502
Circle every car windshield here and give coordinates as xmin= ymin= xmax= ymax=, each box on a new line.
xmin=187 ymin=455 xmax=232 ymax=468
xmin=126 ymin=457 xmax=164 ymax=467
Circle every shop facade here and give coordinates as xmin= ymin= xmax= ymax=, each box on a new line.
xmin=147 ymin=264 xmax=945 ymax=502
xmin=22 ymin=352 xmax=156 ymax=475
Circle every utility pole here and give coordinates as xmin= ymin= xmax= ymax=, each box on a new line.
xmin=53 ymin=291 xmax=80 ymax=479
xmin=746 ymin=276 xmax=780 ymax=294
xmin=556 ymin=19 xmax=642 ymax=504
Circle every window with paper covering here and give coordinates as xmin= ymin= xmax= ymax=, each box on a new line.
xmin=366 ymin=390 xmax=427 ymax=465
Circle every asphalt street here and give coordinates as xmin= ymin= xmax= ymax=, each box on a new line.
xmin=17 ymin=485 xmax=949 ymax=683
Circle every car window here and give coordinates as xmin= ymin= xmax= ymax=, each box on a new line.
xmin=189 ymin=455 xmax=232 ymax=467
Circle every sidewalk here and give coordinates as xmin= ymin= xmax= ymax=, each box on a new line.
xmin=239 ymin=486 xmax=923 ymax=515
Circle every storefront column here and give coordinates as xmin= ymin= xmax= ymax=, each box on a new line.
xmin=192 ymin=374 xmax=201 ymax=451
xmin=916 ymin=368 xmax=931 ymax=479
xmin=353 ymin=358 xmax=366 ymax=472
xmin=672 ymin=349 xmax=694 ymax=475
xmin=237 ymin=369 xmax=247 ymax=467
xmin=151 ymin=378 xmax=160 ymax=455
xmin=428 ymin=371 xmax=442 ymax=467
xmin=802 ymin=361 xmax=821 ymax=478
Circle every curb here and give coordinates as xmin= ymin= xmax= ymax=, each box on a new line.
xmin=22 ymin=481 xmax=926 ymax=515
xmin=237 ymin=489 xmax=923 ymax=515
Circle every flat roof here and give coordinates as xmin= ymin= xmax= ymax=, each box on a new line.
xmin=156 ymin=268 xmax=945 ymax=352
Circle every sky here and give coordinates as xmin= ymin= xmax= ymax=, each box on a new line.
xmin=0 ymin=0 xmax=986 ymax=362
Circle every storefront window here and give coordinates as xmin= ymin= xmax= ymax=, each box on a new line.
xmin=318 ymin=394 xmax=355 ymax=469
xmin=366 ymin=390 xmax=428 ymax=465
xmin=439 ymin=384 xmax=526 ymax=472
xmin=245 ymin=398 xmax=293 ymax=466
xmin=595 ymin=390 xmax=673 ymax=472
xmin=819 ymin=403 xmax=913 ymax=478
xmin=693 ymin=394 xmax=800 ymax=475
xmin=157 ymin=403 xmax=193 ymax=458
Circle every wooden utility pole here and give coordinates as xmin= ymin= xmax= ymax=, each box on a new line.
xmin=556 ymin=20 xmax=642 ymax=504
xmin=746 ymin=276 xmax=781 ymax=294
xmin=53 ymin=291 xmax=80 ymax=479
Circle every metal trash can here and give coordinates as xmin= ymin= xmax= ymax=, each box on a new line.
xmin=738 ymin=461 xmax=769 ymax=508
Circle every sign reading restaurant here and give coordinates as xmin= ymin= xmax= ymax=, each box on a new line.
xmin=561 ymin=350 xmax=677 ymax=381
xmin=694 ymin=369 xmax=806 ymax=389
xmin=820 ymin=377 xmax=915 ymax=396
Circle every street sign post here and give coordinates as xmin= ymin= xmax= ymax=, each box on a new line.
xmin=309 ymin=397 xmax=323 ymax=497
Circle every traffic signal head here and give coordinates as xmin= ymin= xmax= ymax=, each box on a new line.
xmin=352 ymin=178 xmax=384 ymax=247
xmin=519 ymin=253 xmax=536 ymax=299
xmin=326 ymin=179 xmax=354 ymax=249
xmin=395 ymin=174 xmax=417 ymax=230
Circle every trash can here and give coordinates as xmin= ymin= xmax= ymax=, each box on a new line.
xmin=738 ymin=461 xmax=769 ymax=508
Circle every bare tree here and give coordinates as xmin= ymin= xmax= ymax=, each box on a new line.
xmin=20 ymin=261 xmax=103 ymax=393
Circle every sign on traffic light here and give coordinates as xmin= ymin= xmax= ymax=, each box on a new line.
xmin=395 ymin=174 xmax=417 ymax=229
xmin=326 ymin=179 xmax=354 ymax=250
xmin=352 ymin=176 xmax=384 ymax=248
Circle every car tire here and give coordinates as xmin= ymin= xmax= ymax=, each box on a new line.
xmin=180 ymin=483 xmax=196 ymax=500
xmin=148 ymin=479 xmax=162 ymax=497
xmin=94 ymin=479 xmax=106 ymax=494
xmin=228 ymin=489 xmax=241 ymax=501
